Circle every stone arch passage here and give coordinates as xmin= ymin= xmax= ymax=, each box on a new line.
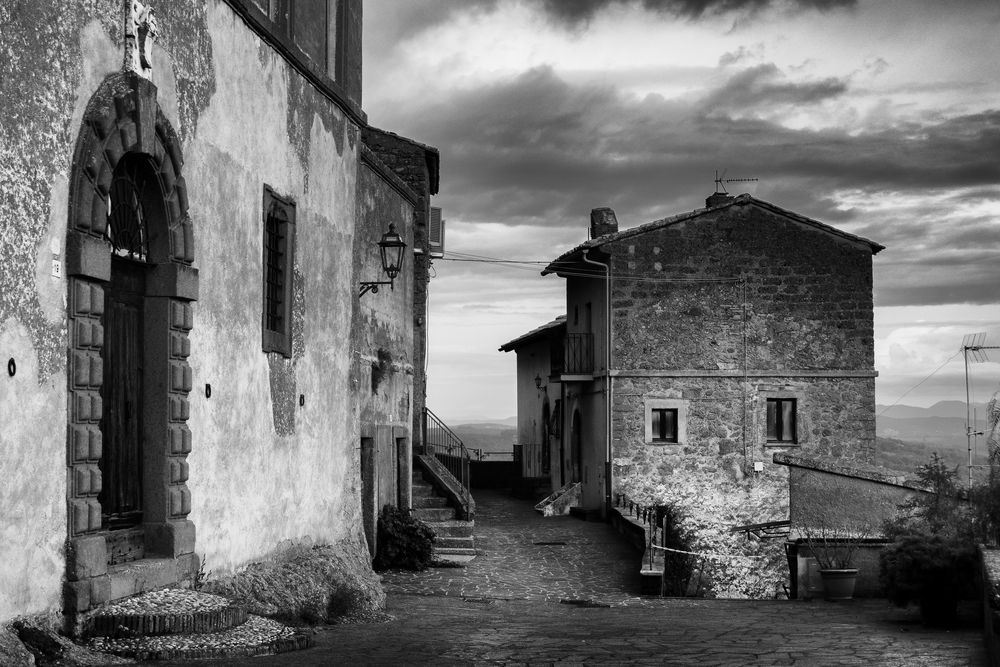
xmin=64 ymin=72 xmax=198 ymax=613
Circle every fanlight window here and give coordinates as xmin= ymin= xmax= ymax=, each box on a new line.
xmin=106 ymin=156 xmax=152 ymax=260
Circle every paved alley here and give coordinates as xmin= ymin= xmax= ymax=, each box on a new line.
xmin=193 ymin=490 xmax=987 ymax=666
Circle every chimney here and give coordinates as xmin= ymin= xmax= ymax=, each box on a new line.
xmin=590 ymin=207 xmax=618 ymax=239
xmin=706 ymin=192 xmax=734 ymax=208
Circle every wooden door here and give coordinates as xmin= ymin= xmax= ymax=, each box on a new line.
xmin=100 ymin=256 xmax=146 ymax=530
xmin=571 ymin=410 xmax=582 ymax=483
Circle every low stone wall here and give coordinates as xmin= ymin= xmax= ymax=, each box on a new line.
xmin=786 ymin=539 xmax=890 ymax=599
xmin=469 ymin=461 xmax=517 ymax=489
xmin=774 ymin=452 xmax=929 ymax=529
xmin=981 ymin=546 xmax=1000 ymax=666
xmin=607 ymin=508 xmax=662 ymax=595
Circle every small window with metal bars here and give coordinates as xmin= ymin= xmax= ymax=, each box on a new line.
xmin=262 ymin=186 xmax=295 ymax=357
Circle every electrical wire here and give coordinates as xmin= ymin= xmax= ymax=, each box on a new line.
xmin=876 ymin=350 xmax=962 ymax=417
xmin=440 ymin=253 xmax=739 ymax=283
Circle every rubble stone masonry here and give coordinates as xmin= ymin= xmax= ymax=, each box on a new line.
xmin=607 ymin=199 xmax=878 ymax=513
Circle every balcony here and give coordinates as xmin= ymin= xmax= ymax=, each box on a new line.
xmin=564 ymin=333 xmax=594 ymax=376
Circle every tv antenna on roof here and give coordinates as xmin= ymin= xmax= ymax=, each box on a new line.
xmin=714 ymin=169 xmax=758 ymax=194
xmin=961 ymin=332 xmax=1000 ymax=488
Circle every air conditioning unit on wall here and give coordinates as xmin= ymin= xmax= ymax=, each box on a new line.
xmin=429 ymin=206 xmax=445 ymax=258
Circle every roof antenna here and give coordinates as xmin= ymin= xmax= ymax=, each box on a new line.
xmin=714 ymin=169 xmax=758 ymax=194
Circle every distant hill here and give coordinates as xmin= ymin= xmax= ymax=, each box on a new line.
xmin=874 ymin=435 xmax=987 ymax=479
xmin=452 ymin=421 xmax=517 ymax=457
xmin=876 ymin=402 xmax=989 ymax=449
xmin=874 ymin=400 xmax=994 ymax=483
xmin=876 ymin=400 xmax=988 ymax=420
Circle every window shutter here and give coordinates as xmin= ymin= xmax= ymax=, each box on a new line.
xmin=429 ymin=206 xmax=445 ymax=258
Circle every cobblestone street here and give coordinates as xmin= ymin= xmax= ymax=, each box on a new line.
xmin=197 ymin=490 xmax=987 ymax=665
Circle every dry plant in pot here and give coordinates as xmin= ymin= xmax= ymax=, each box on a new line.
xmin=802 ymin=521 xmax=871 ymax=600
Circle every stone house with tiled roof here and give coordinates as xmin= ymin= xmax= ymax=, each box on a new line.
xmin=533 ymin=192 xmax=884 ymax=521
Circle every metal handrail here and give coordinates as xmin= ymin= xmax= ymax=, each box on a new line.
xmin=422 ymin=407 xmax=472 ymax=509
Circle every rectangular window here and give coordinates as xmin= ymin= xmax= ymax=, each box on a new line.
xmin=651 ymin=408 xmax=678 ymax=443
xmin=262 ymin=186 xmax=295 ymax=357
xmin=767 ymin=398 xmax=796 ymax=443
xmin=245 ymin=0 xmax=339 ymax=80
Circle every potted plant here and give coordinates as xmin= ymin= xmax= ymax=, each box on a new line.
xmin=803 ymin=524 xmax=865 ymax=600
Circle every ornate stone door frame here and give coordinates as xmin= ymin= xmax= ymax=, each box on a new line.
xmin=64 ymin=72 xmax=198 ymax=617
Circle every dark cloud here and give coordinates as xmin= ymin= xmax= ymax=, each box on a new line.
xmin=539 ymin=0 xmax=856 ymax=26
xmin=376 ymin=64 xmax=1000 ymax=307
xmin=700 ymin=63 xmax=849 ymax=115
xmin=365 ymin=0 xmax=857 ymax=44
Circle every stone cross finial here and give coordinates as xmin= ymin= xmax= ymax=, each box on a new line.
xmin=125 ymin=0 xmax=158 ymax=79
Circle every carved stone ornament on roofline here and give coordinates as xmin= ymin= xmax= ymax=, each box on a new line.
xmin=125 ymin=0 xmax=158 ymax=79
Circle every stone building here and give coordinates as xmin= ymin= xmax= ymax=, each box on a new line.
xmin=0 ymin=0 xmax=438 ymax=627
xmin=533 ymin=193 xmax=884 ymax=519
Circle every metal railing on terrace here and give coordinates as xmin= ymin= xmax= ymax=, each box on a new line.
xmin=564 ymin=333 xmax=594 ymax=375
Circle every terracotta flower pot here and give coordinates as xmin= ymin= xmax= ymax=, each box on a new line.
xmin=819 ymin=568 xmax=858 ymax=600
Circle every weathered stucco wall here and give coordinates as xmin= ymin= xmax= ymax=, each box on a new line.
xmin=0 ymin=0 xmax=377 ymax=620
xmin=354 ymin=155 xmax=415 ymax=553
xmin=511 ymin=338 xmax=554 ymax=479
xmin=360 ymin=128 xmax=437 ymax=451
xmin=182 ymin=2 xmax=362 ymax=573
xmin=777 ymin=453 xmax=926 ymax=530
xmin=0 ymin=1 xmax=127 ymax=621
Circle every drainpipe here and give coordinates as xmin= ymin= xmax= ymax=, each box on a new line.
xmin=582 ymin=249 xmax=612 ymax=517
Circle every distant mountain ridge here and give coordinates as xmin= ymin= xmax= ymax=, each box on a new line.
xmin=876 ymin=400 xmax=989 ymax=420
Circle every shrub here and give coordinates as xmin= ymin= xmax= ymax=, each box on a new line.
xmin=373 ymin=505 xmax=436 ymax=571
xmin=879 ymin=453 xmax=979 ymax=625
xmin=657 ymin=504 xmax=697 ymax=596
xmin=878 ymin=531 xmax=976 ymax=625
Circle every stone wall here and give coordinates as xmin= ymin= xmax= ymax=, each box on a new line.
xmin=601 ymin=199 xmax=878 ymax=598
xmin=354 ymin=147 xmax=417 ymax=554
xmin=360 ymin=127 xmax=438 ymax=453
xmin=608 ymin=202 xmax=876 ymax=373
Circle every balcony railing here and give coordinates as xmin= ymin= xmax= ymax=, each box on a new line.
xmin=564 ymin=333 xmax=594 ymax=375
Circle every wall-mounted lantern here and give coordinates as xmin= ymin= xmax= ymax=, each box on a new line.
xmin=359 ymin=223 xmax=406 ymax=297
xmin=534 ymin=374 xmax=543 ymax=390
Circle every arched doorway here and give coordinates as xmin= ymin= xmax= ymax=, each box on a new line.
xmin=64 ymin=72 xmax=197 ymax=601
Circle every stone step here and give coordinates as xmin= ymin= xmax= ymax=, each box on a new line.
xmin=88 ymin=614 xmax=311 ymax=661
xmin=412 ymin=507 xmax=456 ymax=522
xmin=434 ymin=536 xmax=474 ymax=549
xmin=411 ymin=484 xmax=436 ymax=497
xmin=433 ymin=547 xmax=477 ymax=559
xmin=412 ymin=495 xmax=448 ymax=509
xmin=425 ymin=519 xmax=475 ymax=538
xmin=86 ymin=589 xmax=247 ymax=638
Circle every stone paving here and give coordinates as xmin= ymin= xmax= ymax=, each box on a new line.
xmin=380 ymin=489 xmax=646 ymax=604
xmin=186 ymin=489 xmax=987 ymax=666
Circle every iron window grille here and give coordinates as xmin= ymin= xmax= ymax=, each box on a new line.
xmin=766 ymin=398 xmax=797 ymax=443
xmin=106 ymin=155 xmax=152 ymax=260
xmin=262 ymin=186 xmax=295 ymax=357
xmin=651 ymin=408 xmax=679 ymax=443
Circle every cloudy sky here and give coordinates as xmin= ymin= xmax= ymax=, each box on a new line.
xmin=363 ymin=0 xmax=1000 ymax=422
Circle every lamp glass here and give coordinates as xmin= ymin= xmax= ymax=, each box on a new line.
xmin=378 ymin=223 xmax=406 ymax=280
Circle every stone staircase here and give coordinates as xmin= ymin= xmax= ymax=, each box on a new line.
xmin=83 ymin=588 xmax=310 ymax=661
xmin=411 ymin=468 xmax=476 ymax=565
